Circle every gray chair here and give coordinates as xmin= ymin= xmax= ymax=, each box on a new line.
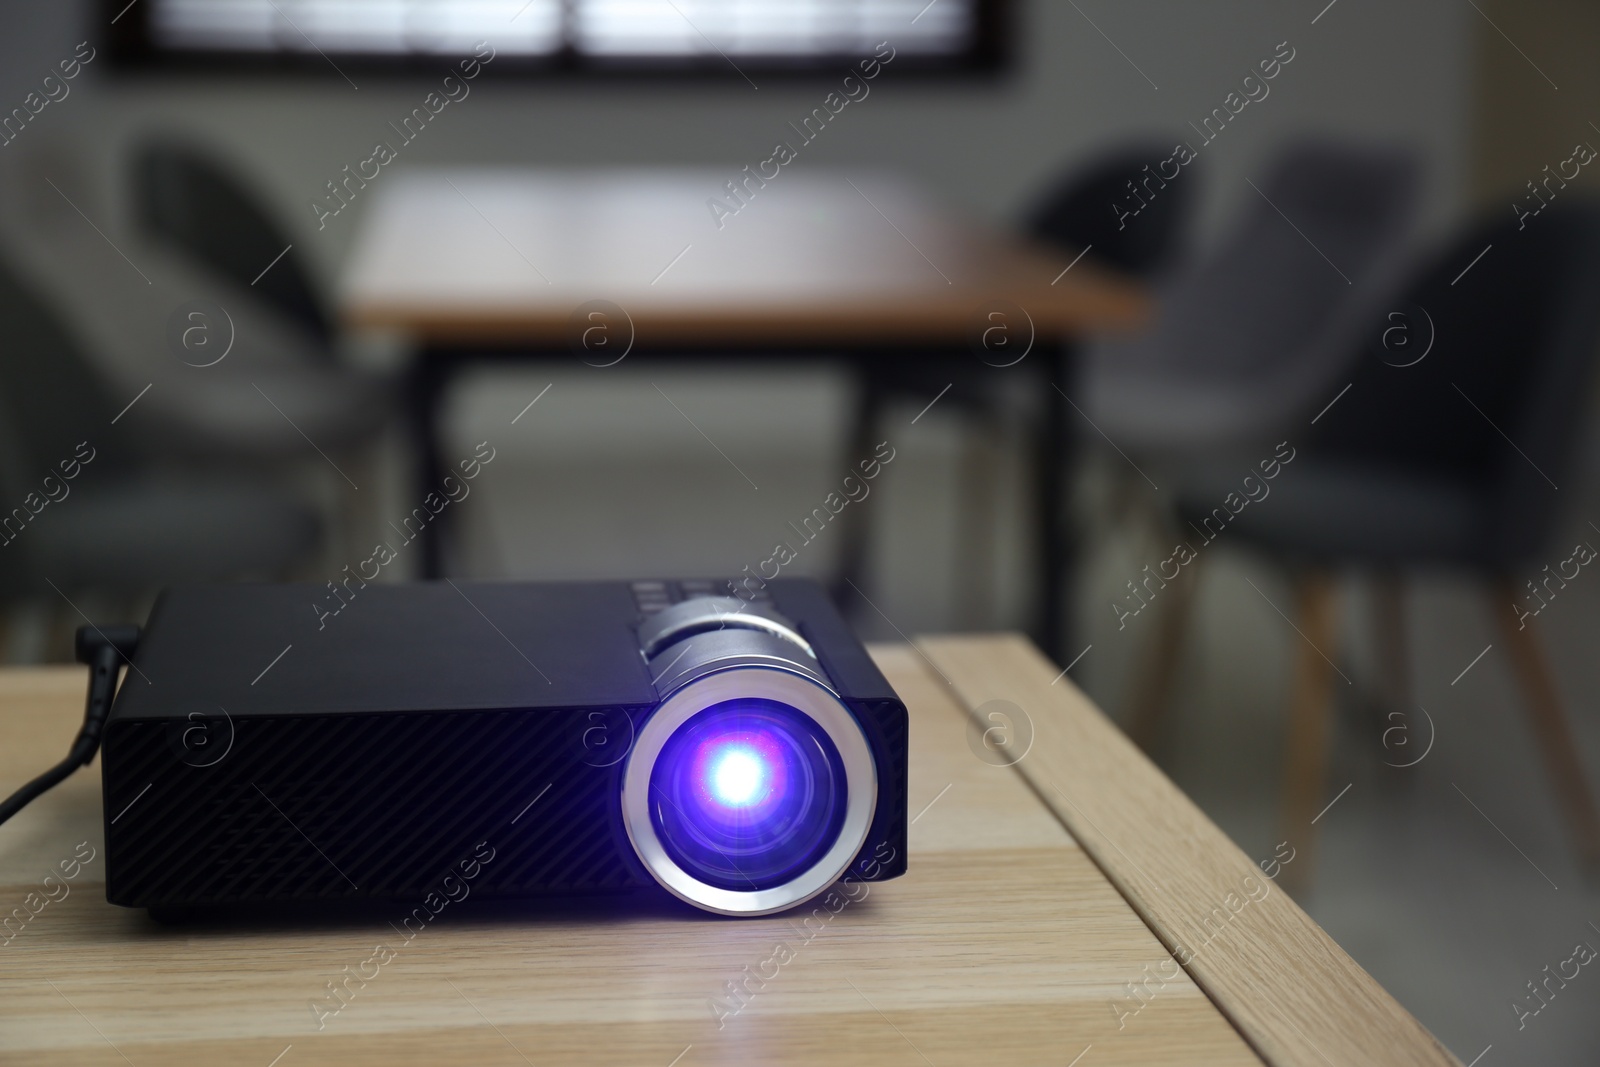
xmin=0 ymin=249 xmax=319 ymax=616
xmin=1024 ymin=141 xmax=1198 ymax=278
xmin=1137 ymin=202 xmax=1600 ymax=889
xmin=122 ymin=137 xmax=398 ymax=450
xmin=1078 ymin=139 xmax=1418 ymax=736
xmin=0 ymin=137 xmax=394 ymax=470
xmin=133 ymin=139 xmax=334 ymax=351
xmin=1082 ymin=139 xmax=1420 ymax=451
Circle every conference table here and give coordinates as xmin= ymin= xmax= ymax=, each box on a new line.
xmin=340 ymin=169 xmax=1148 ymax=655
xmin=0 ymin=637 xmax=1459 ymax=1065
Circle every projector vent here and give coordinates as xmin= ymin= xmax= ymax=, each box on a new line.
xmin=103 ymin=707 xmax=653 ymax=907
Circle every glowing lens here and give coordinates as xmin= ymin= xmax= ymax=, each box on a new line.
xmin=648 ymin=699 xmax=846 ymax=892
xmin=710 ymin=747 xmax=767 ymax=806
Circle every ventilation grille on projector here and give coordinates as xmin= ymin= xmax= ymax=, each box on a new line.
xmin=104 ymin=708 xmax=653 ymax=906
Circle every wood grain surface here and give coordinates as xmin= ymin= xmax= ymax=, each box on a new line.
xmin=0 ymin=646 xmax=1261 ymax=1067
xmin=339 ymin=169 xmax=1147 ymax=346
xmin=918 ymin=634 xmax=1463 ymax=1067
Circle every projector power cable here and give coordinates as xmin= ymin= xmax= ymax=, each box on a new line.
xmin=0 ymin=624 xmax=141 ymax=828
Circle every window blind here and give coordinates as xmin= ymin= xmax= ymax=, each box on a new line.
xmin=145 ymin=0 xmax=974 ymax=59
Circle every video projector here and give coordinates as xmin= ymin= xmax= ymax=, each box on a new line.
xmin=100 ymin=578 xmax=908 ymax=917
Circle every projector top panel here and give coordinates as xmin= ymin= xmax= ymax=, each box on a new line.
xmin=114 ymin=580 xmax=657 ymax=721
xmin=109 ymin=579 xmax=893 ymax=722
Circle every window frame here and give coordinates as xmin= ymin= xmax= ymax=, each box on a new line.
xmin=102 ymin=0 xmax=1011 ymax=78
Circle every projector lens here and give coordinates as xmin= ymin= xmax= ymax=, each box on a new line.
xmin=622 ymin=618 xmax=877 ymax=915
xmin=649 ymin=699 xmax=846 ymax=892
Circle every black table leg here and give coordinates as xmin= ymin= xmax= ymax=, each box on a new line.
xmin=1031 ymin=346 xmax=1075 ymax=662
xmin=407 ymin=349 xmax=449 ymax=580
xmin=831 ymin=362 xmax=884 ymax=610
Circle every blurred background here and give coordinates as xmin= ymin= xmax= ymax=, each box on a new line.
xmin=2 ymin=0 xmax=1599 ymax=1061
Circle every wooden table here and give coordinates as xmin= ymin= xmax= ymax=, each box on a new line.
xmin=339 ymin=170 xmax=1148 ymax=653
xmin=1 ymin=638 xmax=1457 ymax=1066
xmin=341 ymin=169 xmax=1144 ymax=347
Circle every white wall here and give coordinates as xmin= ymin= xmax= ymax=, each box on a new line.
xmin=0 ymin=0 xmax=1471 ymax=275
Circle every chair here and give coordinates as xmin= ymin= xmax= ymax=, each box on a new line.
xmin=0 ymin=250 xmax=320 ymax=620
xmin=1048 ymin=140 xmax=1417 ymax=672
xmin=132 ymin=139 xmax=334 ymax=351
xmin=1081 ymin=140 xmax=1418 ymax=736
xmin=124 ymin=138 xmax=400 ymax=454
xmin=118 ymin=138 xmax=400 ymax=563
xmin=1023 ymin=141 xmax=1196 ymax=277
xmin=1143 ymin=201 xmax=1600 ymax=889
xmin=1082 ymin=140 xmax=1419 ymax=452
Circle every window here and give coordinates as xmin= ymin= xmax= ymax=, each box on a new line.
xmin=108 ymin=0 xmax=1006 ymax=73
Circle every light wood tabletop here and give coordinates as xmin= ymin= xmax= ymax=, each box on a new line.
xmin=0 ymin=637 xmax=1456 ymax=1067
xmin=339 ymin=169 xmax=1147 ymax=347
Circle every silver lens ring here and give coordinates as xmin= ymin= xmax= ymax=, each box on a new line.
xmin=647 ymin=628 xmax=831 ymax=698
xmin=637 ymin=596 xmax=816 ymax=660
xmin=621 ymin=665 xmax=877 ymax=916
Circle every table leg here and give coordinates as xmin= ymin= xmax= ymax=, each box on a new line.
xmin=1031 ymin=346 xmax=1074 ymax=661
xmin=831 ymin=363 xmax=883 ymax=610
xmin=408 ymin=350 xmax=448 ymax=580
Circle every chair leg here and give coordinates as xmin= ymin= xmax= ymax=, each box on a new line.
xmin=1490 ymin=578 xmax=1600 ymax=875
xmin=1370 ymin=572 xmax=1410 ymax=768
xmin=1279 ymin=571 xmax=1339 ymax=896
xmin=1371 ymin=572 xmax=1409 ymax=713
xmin=1124 ymin=556 xmax=1202 ymax=753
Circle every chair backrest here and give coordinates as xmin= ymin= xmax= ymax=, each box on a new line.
xmin=1022 ymin=142 xmax=1194 ymax=279
xmin=0 ymin=250 xmax=135 ymax=598
xmin=131 ymin=139 xmax=333 ymax=348
xmin=0 ymin=251 xmax=134 ymax=488
xmin=1080 ymin=140 xmax=1420 ymax=448
xmin=1310 ymin=201 xmax=1600 ymax=564
xmin=1146 ymin=139 xmax=1418 ymax=383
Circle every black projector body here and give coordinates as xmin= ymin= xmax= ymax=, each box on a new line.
xmin=102 ymin=578 xmax=907 ymax=917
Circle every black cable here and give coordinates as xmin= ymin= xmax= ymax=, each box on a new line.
xmin=0 ymin=624 xmax=141 ymax=828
